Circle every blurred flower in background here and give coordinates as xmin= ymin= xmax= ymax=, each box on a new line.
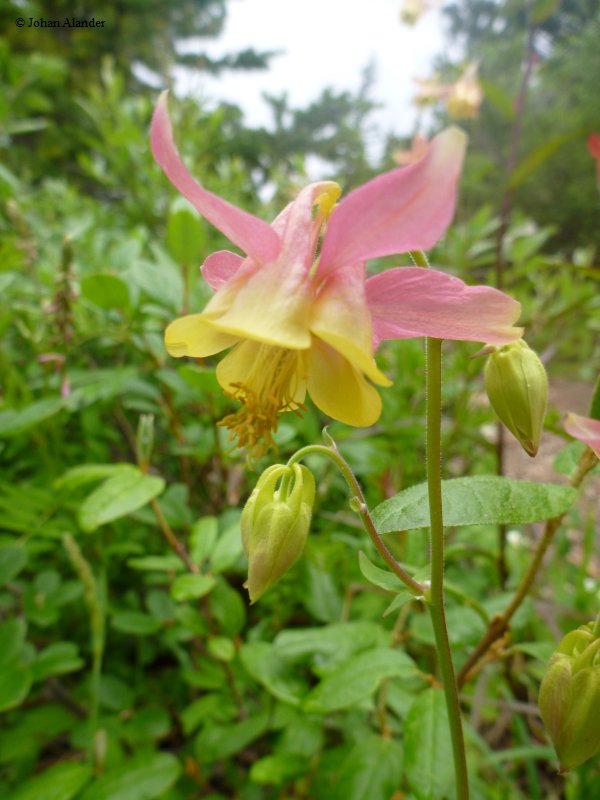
xmin=415 ymin=62 xmax=483 ymax=119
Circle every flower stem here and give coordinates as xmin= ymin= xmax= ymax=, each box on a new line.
xmin=425 ymin=336 xmax=469 ymax=800
xmin=287 ymin=444 xmax=425 ymax=597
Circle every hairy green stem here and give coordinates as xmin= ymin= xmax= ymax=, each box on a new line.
xmin=425 ymin=337 xmax=469 ymax=799
xmin=287 ymin=444 xmax=425 ymax=597
xmin=411 ymin=249 xmax=469 ymax=795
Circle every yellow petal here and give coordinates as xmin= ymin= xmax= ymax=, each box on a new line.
xmin=310 ymin=264 xmax=392 ymax=387
xmin=216 ymin=340 xmax=308 ymax=407
xmin=203 ymin=257 xmax=312 ymax=350
xmin=165 ymin=314 xmax=238 ymax=357
xmin=307 ymin=339 xmax=382 ymax=427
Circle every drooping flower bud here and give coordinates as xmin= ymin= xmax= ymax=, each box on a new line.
xmin=241 ymin=463 xmax=315 ymax=603
xmin=484 ymin=340 xmax=548 ymax=457
xmin=539 ymin=622 xmax=600 ymax=772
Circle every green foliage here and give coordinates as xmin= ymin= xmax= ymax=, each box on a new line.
xmin=1 ymin=2 xmax=599 ymax=797
xmin=373 ymin=476 xmax=577 ymax=531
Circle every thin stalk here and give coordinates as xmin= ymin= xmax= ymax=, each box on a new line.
xmin=287 ymin=444 xmax=425 ymax=597
xmin=425 ymin=337 xmax=469 ymax=800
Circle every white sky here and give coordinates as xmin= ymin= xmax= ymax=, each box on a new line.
xmin=177 ymin=0 xmax=446 ymax=157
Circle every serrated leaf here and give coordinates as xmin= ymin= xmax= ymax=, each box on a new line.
xmin=373 ymin=476 xmax=577 ymax=533
xmin=171 ymin=574 xmax=216 ymax=602
xmin=12 ymin=762 xmax=93 ymax=800
xmin=303 ymin=647 xmax=416 ymax=713
xmin=78 ymin=467 xmax=165 ymax=532
xmin=403 ymin=688 xmax=453 ymax=800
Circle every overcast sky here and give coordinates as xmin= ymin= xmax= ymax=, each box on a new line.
xmin=177 ymin=0 xmax=446 ymax=157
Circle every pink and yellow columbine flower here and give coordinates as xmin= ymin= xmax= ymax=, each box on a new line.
xmin=563 ymin=412 xmax=600 ymax=459
xmin=415 ymin=63 xmax=483 ymax=120
xmin=151 ymin=92 xmax=522 ymax=456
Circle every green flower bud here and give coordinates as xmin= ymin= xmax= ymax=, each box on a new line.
xmin=484 ymin=340 xmax=548 ymax=457
xmin=539 ymin=623 xmax=600 ymax=772
xmin=241 ymin=463 xmax=315 ymax=603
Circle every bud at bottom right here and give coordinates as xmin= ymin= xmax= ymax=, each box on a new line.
xmin=538 ymin=623 xmax=600 ymax=772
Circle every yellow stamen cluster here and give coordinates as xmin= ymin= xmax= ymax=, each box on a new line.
xmin=218 ymin=345 xmax=306 ymax=458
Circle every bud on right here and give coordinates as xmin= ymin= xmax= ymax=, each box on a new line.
xmin=484 ymin=340 xmax=548 ymax=457
xmin=539 ymin=622 xmax=600 ymax=772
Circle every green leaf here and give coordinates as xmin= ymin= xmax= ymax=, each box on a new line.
xmin=207 ymin=636 xmax=235 ymax=662
xmin=80 ymin=752 xmax=181 ymax=800
xmin=195 ymin=713 xmax=269 ymax=764
xmin=479 ymin=79 xmax=514 ymax=120
xmin=32 ymin=642 xmax=84 ymax=681
xmin=303 ymin=647 xmax=416 ymax=713
xmin=12 ymin=762 xmax=93 ymax=800
xmin=81 ymin=273 xmax=129 ymax=309
xmin=111 ymin=611 xmax=162 ymax=636
xmin=209 ymin=520 xmax=244 ymax=573
xmin=509 ymin=129 xmax=585 ymax=189
xmin=250 ymin=753 xmax=309 ymax=786
xmin=358 ymin=551 xmax=407 ymax=592
xmin=333 ymin=734 xmax=403 ymax=800
xmin=55 ymin=463 xmax=132 ymax=492
xmin=373 ymin=476 xmax=577 ymax=533
xmin=382 ymin=591 xmax=414 ymax=618
xmin=170 ymin=574 xmax=216 ymax=602
xmin=127 ymin=555 xmax=184 ymax=572
xmin=0 ymin=546 xmax=27 ymax=585
xmin=0 ymin=397 xmax=63 ymax=437
xmin=403 ymin=688 xmax=453 ymax=800
xmin=0 ymin=662 xmax=32 ymax=711
xmin=0 ymin=618 xmax=26 ymax=667
xmin=189 ymin=516 xmax=219 ymax=566
xmin=166 ymin=202 xmax=205 ymax=265
xmin=240 ymin=641 xmax=307 ymax=705
xmin=210 ymin=578 xmax=246 ymax=636
xmin=274 ymin=621 xmax=387 ymax=664
xmin=78 ymin=467 xmax=165 ymax=532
